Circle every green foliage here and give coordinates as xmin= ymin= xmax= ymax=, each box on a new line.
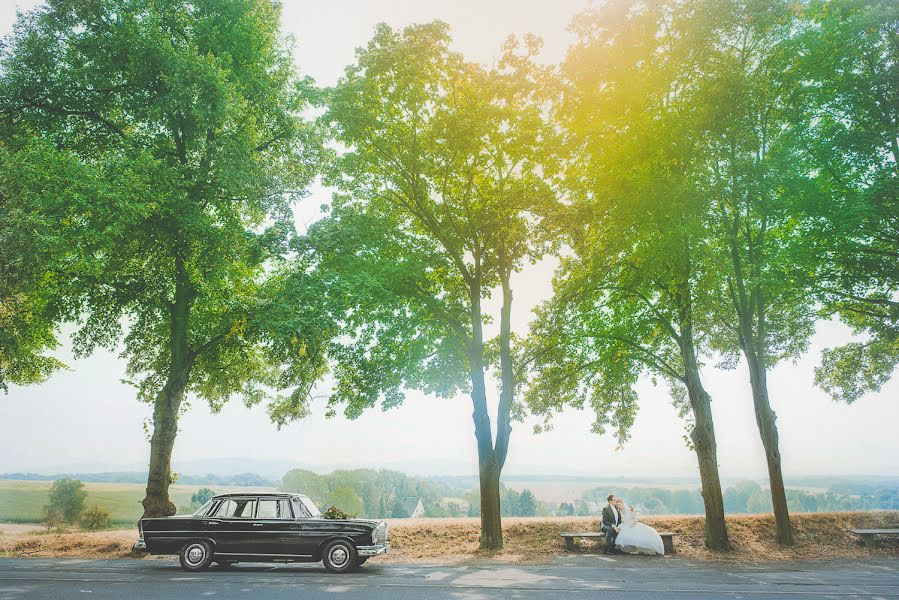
xmin=557 ymin=502 xmax=575 ymax=517
xmin=0 ymin=0 xmax=328 ymax=441
xmin=41 ymin=505 xmax=63 ymax=531
xmin=190 ymin=488 xmax=216 ymax=509
xmin=525 ymin=0 xmax=719 ymax=441
xmin=46 ymin=478 xmax=87 ymax=524
xmin=79 ymin=504 xmax=112 ymax=531
xmin=325 ymin=486 xmax=365 ymax=517
xmin=786 ymin=0 xmax=899 ymax=403
xmin=581 ymin=481 xmax=899 ymax=515
xmin=0 ymin=145 xmax=68 ymax=392
xmin=0 ymin=0 xmax=333 ymax=516
xmin=724 ymin=481 xmax=764 ymax=513
xmin=690 ymin=0 xmax=819 ymax=370
xmin=518 ymin=490 xmax=538 ymax=517
xmin=313 ymin=22 xmax=557 ymax=475
xmin=464 ymin=485 xmax=542 ymax=517
xmin=280 ymin=468 xmax=466 ymax=519
xmin=391 ymin=498 xmax=410 ymax=519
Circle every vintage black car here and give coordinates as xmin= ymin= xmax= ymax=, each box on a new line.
xmin=134 ymin=493 xmax=389 ymax=573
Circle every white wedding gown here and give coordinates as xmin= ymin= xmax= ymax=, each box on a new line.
xmin=615 ymin=503 xmax=665 ymax=555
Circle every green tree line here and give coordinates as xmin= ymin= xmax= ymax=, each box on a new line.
xmin=1 ymin=0 xmax=895 ymax=551
xmin=280 ymin=468 xmax=467 ymax=518
xmin=279 ymin=468 xmax=546 ymax=518
xmin=579 ymin=482 xmax=899 ymax=516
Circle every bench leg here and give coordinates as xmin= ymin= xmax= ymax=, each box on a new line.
xmin=564 ymin=538 xmax=576 ymax=552
xmin=662 ymin=536 xmax=675 ymax=554
xmin=859 ymin=534 xmax=876 ymax=548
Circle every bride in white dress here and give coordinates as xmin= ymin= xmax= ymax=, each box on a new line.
xmin=614 ymin=499 xmax=665 ymax=555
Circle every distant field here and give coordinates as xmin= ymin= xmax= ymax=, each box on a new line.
xmin=0 ymin=480 xmax=276 ymax=525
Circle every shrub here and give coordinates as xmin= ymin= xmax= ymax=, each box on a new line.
xmin=42 ymin=505 xmax=64 ymax=531
xmin=80 ymin=505 xmax=111 ymax=531
xmin=46 ymin=478 xmax=87 ymax=524
xmin=190 ymin=488 xmax=216 ymax=509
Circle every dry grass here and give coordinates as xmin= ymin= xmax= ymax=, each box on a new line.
xmin=2 ymin=512 xmax=896 ymax=564
xmin=0 ymin=529 xmax=140 ymax=559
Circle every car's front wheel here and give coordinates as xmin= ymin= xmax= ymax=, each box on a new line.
xmin=178 ymin=541 xmax=213 ymax=572
xmin=322 ymin=540 xmax=357 ymax=574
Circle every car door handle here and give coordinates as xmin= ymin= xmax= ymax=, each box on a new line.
xmin=203 ymin=521 xmax=219 ymax=526
xmin=253 ymin=523 xmax=264 ymax=527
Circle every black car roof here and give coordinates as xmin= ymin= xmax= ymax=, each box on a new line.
xmin=212 ymin=492 xmax=302 ymax=499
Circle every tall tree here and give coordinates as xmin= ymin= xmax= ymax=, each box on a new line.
xmin=314 ymin=23 xmax=557 ymax=549
xmin=526 ymin=0 xmax=731 ymax=550
xmin=0 ymin=0 xmax=325 ymax=516
xmin=692 ymin=0 xmax=813 ymax=546
xmin=788 ymin=0 xmax=899 ymax=403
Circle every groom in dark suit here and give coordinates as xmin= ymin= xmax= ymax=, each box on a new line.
xmin=601 ymin=494 xmax=622 ymax=555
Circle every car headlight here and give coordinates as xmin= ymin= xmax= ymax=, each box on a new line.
xmin=373 ymin=522 xmax=388 ymax=544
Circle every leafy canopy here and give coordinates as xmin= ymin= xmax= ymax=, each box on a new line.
xmin=307 ymin=22 xmax=557 ymax=419
xmin=0 ymin=0 xmax=326 ymax=417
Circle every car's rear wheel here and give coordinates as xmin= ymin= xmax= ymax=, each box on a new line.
xmin=178 ymin=541 xmax=213 ymax=572
xmin=322 ymin=540 xmax=357 ymax=574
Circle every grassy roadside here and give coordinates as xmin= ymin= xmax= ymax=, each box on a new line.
xmin=0 ymin=480 xmax=275 ymax=526
xmin=2 ymin=512 xmax=896 ymax=563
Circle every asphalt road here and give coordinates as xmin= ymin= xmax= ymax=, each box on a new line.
xmin=1 ymin=555 xmax=897 ymax=599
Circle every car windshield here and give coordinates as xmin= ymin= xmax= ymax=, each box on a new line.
xmin=192 ymin=499 xmax=214 ymax=516
xmin=300 ymin=496 xmax=321 ymax=517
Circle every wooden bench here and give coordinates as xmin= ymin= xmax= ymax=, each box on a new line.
xmin=560 ymin=531 xmax=604 ymax=551
xmin=658 ymin=532 xmax=677 ymax=554
xmin=560 ymin=531 xmax=678 ymax=554
xmin=850 ymin=528 xmax=899 ymax=548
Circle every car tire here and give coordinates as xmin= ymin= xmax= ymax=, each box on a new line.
xmin=322 ymin=540 xmax=357 ymax=574
xmin=178 ymin=541 xmax=213 ymax=572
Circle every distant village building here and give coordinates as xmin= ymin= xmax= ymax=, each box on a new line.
xmin=402 ymin=496 xmax=425 ymax=518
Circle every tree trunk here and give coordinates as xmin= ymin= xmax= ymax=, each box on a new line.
xmin=675 ymin=255 xmax=730 ymax=551
xmin=725 ymin=204 xmax=794 ymax=545
xmin=744 ymin=344 xmax=794 ymax=546
xmin=141 ymin=375 xmax=188 ymax=517
xmin=141 ymin=258 xmax=194 ymax=518
xmin=684 ymin=370 xmax=731 ymax=551
xmin=467 ymin=276 xmax=504 ymax=550
xmin=477 ymin=260 xmax=516 ymax=551
xmin=478 ymin=458 xmax=503 ymax=550
xmin=494 ymin=259 xmax=514 ymax=471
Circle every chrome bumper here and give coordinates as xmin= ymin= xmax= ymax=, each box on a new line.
xmin=356 ymin=542 xmax=389 ymax=557
xmin=133 ymin=538 xmax=147 ymax=551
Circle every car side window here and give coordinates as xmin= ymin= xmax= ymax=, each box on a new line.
xmin=214 ymin=498 xmax=257 ymax=518
xmin=236 ymin=499 xmax=256 ymax=518
xmin=213 ymin=499 xmax=234 ymax=518
xmin=292 ymin=498 xmax=310 ymax=518
xmin=257 ymin=499 xmax=293 ymax=519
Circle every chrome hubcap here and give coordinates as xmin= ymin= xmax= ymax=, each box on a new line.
xmin=330 ymin=546 xmax=348 ymax=567
xmin=186 ymin=545 xmax=205 ymax=565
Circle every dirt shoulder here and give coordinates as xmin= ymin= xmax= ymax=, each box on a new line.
xmin=1 ymin=512 xmax=896 ymax=564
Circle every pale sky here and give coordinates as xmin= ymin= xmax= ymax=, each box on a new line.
xmin=1 ymin=0 xmax=897 ymax=483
